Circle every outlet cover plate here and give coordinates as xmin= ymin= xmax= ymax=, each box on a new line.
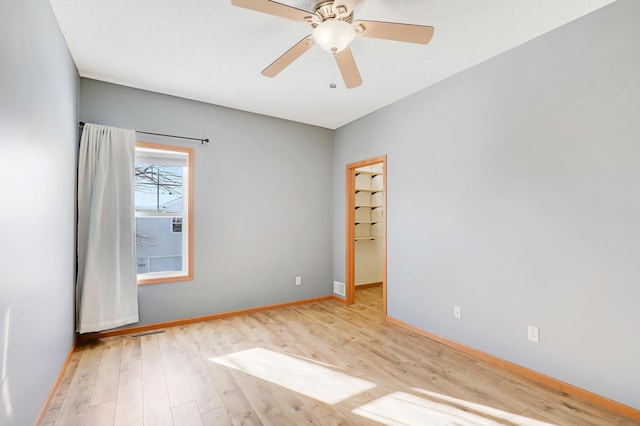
xmin=528 ymin=325 xmax=539 ymax=343
xmin=453 ymin=305 xmax=461 ymax=319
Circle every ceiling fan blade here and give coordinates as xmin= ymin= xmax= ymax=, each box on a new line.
xmin=353 ymin=20 xmax=434 ymax=44
xmin=231 ymin=0 xmax=313 ymax=23
xmin=262 ymin=35 xmax=314 ymax=78
xmin=334 ymin=47 xmax=362 ymax=89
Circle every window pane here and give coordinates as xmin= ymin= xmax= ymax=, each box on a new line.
xmin=136 ymin=217 xmax=182 ymax=274
xmin=135 ymin=142 xmax=192 ymax=284
xmin=135 ymin=164 xmax=183 ymax=212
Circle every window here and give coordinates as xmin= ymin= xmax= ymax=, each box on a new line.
xmin=135 ymin=142 xmax=193 ymax=284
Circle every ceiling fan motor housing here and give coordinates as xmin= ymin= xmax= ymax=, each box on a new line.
xmin=314 ymin=1 xmax=353 ymax=21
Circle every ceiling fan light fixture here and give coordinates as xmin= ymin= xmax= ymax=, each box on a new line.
xmin=313 ymin=19 xmax=355 ymax=53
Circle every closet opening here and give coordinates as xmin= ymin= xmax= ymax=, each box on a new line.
xmin=345 ymin=155 xmax=387 ymax=315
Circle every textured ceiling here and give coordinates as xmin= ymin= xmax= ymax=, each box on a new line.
xmin=49 ymin=0 xmax=616 ymax=129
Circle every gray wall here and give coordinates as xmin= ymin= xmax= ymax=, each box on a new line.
xmin=0 ymin=0 xmax=78 ymax=424
xmin=334 ymin=0 xmax=640 ymax=410
xmin=80 ymin=79 xmax=334 ymax=325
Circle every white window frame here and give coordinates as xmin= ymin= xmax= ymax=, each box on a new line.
xmin=135 ymin=142 xmax=193 ymax=285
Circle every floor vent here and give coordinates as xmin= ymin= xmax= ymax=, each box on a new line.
xmin=333 ymin=281 xmax=346 ymax=296
xmin=131 ymin=330 xmax=166 ymax=339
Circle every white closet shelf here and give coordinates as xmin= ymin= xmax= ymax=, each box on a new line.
xmin=355 ymin=171 xmax=382 ymax=177
xmin=354 ymin=169 xmax=384 ymax=243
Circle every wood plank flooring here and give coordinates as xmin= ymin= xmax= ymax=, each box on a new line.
xmin=40 ymin=286 xmax=636 ymax=425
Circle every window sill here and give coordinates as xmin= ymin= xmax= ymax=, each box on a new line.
xmin=137 ymin=274 xmax=193 ymax=286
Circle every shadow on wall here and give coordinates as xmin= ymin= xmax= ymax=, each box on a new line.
xmin=1 ymin=306 xmax=13 ymax=422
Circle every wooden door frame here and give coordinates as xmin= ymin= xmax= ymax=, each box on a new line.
xmin=345 ymin=155 xmax=387 ymax=316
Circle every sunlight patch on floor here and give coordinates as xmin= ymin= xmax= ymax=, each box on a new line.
xmin=353 ymin=391 xmax=506 ymax=425
xmin=288 ymin=352 xmax=345 ymax=369
xmin=413 ymin=388 xmax=555 ymax=426
xmin=211 ymin=347 xmax=557 ymax=425
xmin=210 ymin=347 xmax=375 ymax=404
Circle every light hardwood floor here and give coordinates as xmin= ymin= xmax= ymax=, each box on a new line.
xmin=41 ymin=286 xmax=636 ymax=425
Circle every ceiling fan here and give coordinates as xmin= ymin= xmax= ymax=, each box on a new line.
xmin=231 ymin=0 xmax=434 ymax=89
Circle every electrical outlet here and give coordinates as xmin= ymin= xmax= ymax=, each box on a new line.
xmin=295 ymin=276 xmax=301 ymax=286
xmin=528 ymin=325 xmax=539 ymax=343
xmin=453 ymin=305 xmax=461 ymax=319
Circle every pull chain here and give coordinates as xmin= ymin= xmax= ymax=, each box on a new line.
xmin=329 ymin=56 xmax=337 ymax=89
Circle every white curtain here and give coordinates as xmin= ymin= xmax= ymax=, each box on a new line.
xmin=76 ymin=123 xmax=138 ymax=333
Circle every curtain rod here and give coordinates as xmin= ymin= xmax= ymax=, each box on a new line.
xmin=79 ymin=122 xmax=210 ymax=144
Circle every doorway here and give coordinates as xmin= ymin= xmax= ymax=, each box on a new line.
xmin=345 ymin=155 xmax=387 ymax=315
